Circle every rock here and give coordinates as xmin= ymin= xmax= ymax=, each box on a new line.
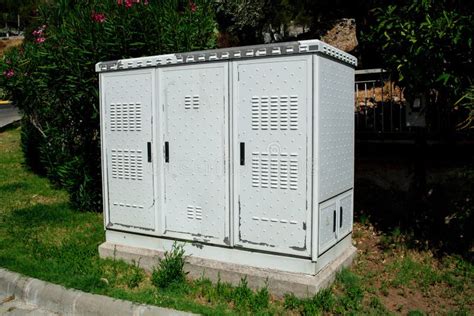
xmin=322 ymin=18 xmax=358 ymax=52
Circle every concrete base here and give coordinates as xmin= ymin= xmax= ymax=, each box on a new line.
xmin=99 ymin=241 xmax=357 ymax=298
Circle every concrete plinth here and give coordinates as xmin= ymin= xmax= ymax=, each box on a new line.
xmin=99 ymin=242 xmax=357 ymax=298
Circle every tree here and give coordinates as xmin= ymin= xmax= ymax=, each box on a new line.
xmin=366 ymin=0 xmax=474 ymax=131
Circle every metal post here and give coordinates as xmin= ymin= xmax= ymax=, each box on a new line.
xmin=364 ymin=83 xmax=368 ymax=129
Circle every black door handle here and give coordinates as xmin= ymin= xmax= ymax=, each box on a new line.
xmin=240 ymin=142 xmax=245 ymax=166
xmin=333 ymin=210 xmax=336 ymax=232
xmin=164 ymin=141 xmax=169 ymax=163
xmin=340 ymin=206 xmax=343 ymax=228
xmin=147 ymin=142 xmax=152 ymax=162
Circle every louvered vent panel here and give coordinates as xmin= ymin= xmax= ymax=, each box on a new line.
xmin=251 ymin=152 xmax=298 ymax=190
xmin=186 ymin=205 xmax=203 ymax=220
xmin=250 ymin=95 xmax=299 ymax=130
xmin=110 ymin=149 xmax=144 ymax=181
xmin=184 ymin=95 xmax=200 ymax=109
xmin=289 ymin=96 xmax=298 ymax=130
xmin=109 ymin=103 xmax=142 ymax=132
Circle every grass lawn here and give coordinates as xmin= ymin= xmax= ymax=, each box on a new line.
xmin=0 ymin=127 xmax=472 ymax=315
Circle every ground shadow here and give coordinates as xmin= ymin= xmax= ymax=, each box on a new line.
xmin=354 ymin=142 xmax=474 ymax=261
xmin=4 ymin=202 xmax=74 ymax=227
xmin=0 ymin=181 xmax=30 ymax=193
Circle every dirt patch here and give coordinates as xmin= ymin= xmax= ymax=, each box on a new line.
xmin=0 ymin=38 xmax=23 ymax=57
xmin=352 ymin=222 xmax=473 ymax=314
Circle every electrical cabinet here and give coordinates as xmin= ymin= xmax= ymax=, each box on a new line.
xmin=97 ymin=40 xmax=356 ymax=274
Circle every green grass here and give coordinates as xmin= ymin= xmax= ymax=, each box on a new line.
xmin=0 ymin=127 xmax=473 ymax=315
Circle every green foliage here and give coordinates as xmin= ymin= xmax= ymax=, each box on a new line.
xmin=0 ymin=0 xmax=217 ymax=211
xmin=232 ymin=277 xmax=253 ymax=310
xmin=455 ymin=85 xmax=474 ymax=129
xmin=366 ymin=0 xmax=474 ymax=123
xmin=125 ymin=259 xmax=145 ymax=289
xmin=335 ymin=269 xmax=364 ymax=313
xmin=283 ymin=288 xmax=335 ymax=314
xmin=151 ymin=242 xmax=187 ymax=289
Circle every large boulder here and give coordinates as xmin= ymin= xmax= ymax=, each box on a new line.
xmin=322 ymin=18 xmax=357 ymax=52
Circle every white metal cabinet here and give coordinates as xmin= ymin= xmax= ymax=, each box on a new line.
xmin=233 ymin=56 xmax=312 ymax=256
xmin=158 ymin=63 xmax=229 ymax=245
xmin=97 ymin=40 xmax=358 ymax=274
xmin=101 ymin=69 xmax=156 ymax=232
xmin=318 ymin=190 xmax=353 ymax=255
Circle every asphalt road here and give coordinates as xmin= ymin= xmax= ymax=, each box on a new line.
xmin=0 ymin=103 xmax=20 ymax=128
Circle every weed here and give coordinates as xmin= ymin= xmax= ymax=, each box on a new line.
xmin=283 ymin=293 xmax=300 ymax=310
xmin=215 ymin=275 xmax=234 ymax=301
xmin=126 ymin=259 xmax=144 ymax=289
xmin=380 ymin=280 xmax=389 ymax=296
xmin=233 ymin=277 xmax=253 ymax=310
xmin=151 ymin=242 xmax=187 ymax=289
xmin=253 ymin=283 xmax=270 ymax=310
xmin=368 ymin=296 xmax=388 ymax=314
xmin=335 ymin=268 xmax=364 ymax=313
xmin=408 ymin=310 xmax=425 ymax=316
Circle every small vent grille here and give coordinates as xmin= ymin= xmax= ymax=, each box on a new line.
xmin=251 ymin=152 xmax=298 ymax=190
xmin=251 ymin=95 xmax=299 ymax=130
xmin=184 ymin=95 xmax=200 ymax=109
xmin=111 ymin=149 xmax=144 ymax=181
xmin=186 ymin=205 xmax=203 ymax=220
xmin=109 ymin=103 xmax=142 ymax=132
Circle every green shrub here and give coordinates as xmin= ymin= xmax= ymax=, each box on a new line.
xmin=232 ymin=277 xmax=253 ymax=310
xmin=0 ymin=0 xmax=217 ymax=211
xmin=151 ymin=242 xmax=187 ymax=288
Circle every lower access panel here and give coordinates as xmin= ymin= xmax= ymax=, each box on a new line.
xmin=338 ymin=190 xmax=353 ymax=238
xmin=318 ymin=198 xmax=338 ymax=254
xmin=159 ymin=63 xmax=229 ymax=245
xmin=102 ymin=70 xmax=155 ymax=232
xmin=233 ymin=56 xmax=312 ymax=256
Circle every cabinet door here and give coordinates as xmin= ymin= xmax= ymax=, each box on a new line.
xmin=234 ymin=56 xmax=312 ymax=256
xmin=319 ymin=199 xmax=338 ymax=254
xmin=102 ymin=70 xmax=156 ymax=232
xmin=159 ymin=62 xmax=229 ymax=245
xmin=338 ymin=190 xmax=353 ymax=238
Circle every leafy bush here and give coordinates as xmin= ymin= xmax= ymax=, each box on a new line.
xmin=151 ymin=242 xmax=187 ymax=288
xmin=0 ymin=0 xmax=217 ymax=211
xmin=365 ymin=0 xmax=474 ymax=127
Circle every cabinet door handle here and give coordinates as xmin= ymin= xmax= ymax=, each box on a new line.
xmin=164 ymin=141 xmax=169 ymax=163
xmin=333 ymin=210 xmax=336 ymax=232
xmin=240 ymin=142 xmax=245 ymax=166
xmin=147 ymin=142 xmax=152 ymax=162
xmin=340 ymin=206 xmax=343 ymax=228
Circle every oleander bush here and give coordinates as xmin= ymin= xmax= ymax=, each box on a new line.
xmin=0 ymin=0 xmax=217 ymax=211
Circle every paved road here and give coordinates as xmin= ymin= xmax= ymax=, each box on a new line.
xmin=0 ymin=103 xmax=20 ymax=128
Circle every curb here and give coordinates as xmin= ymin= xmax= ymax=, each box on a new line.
xmin=0 ymin=119 xmax=20 ymax=132
xmin=0 ymin=268 xmax=194 ymax=316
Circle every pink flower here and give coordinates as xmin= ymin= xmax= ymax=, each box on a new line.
xmin=91 ymin=11 xmax=106 ymax=23
xmin=189 ymin=1 xmax=197 ymax=12
xmin=125 ymin=0 xmax=133 ymax=8
xmin=144 ymin=0 xmax=149 ymax=4
xmin=117 ymin=0 xmax=123 ymax=4
xmin=35 ymin=37 xmax=46 ymax=43
xmin=3 ymin=69 xmax=14 ymax=78
xmin=32 ymin=25 xmax=47 ymax=38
